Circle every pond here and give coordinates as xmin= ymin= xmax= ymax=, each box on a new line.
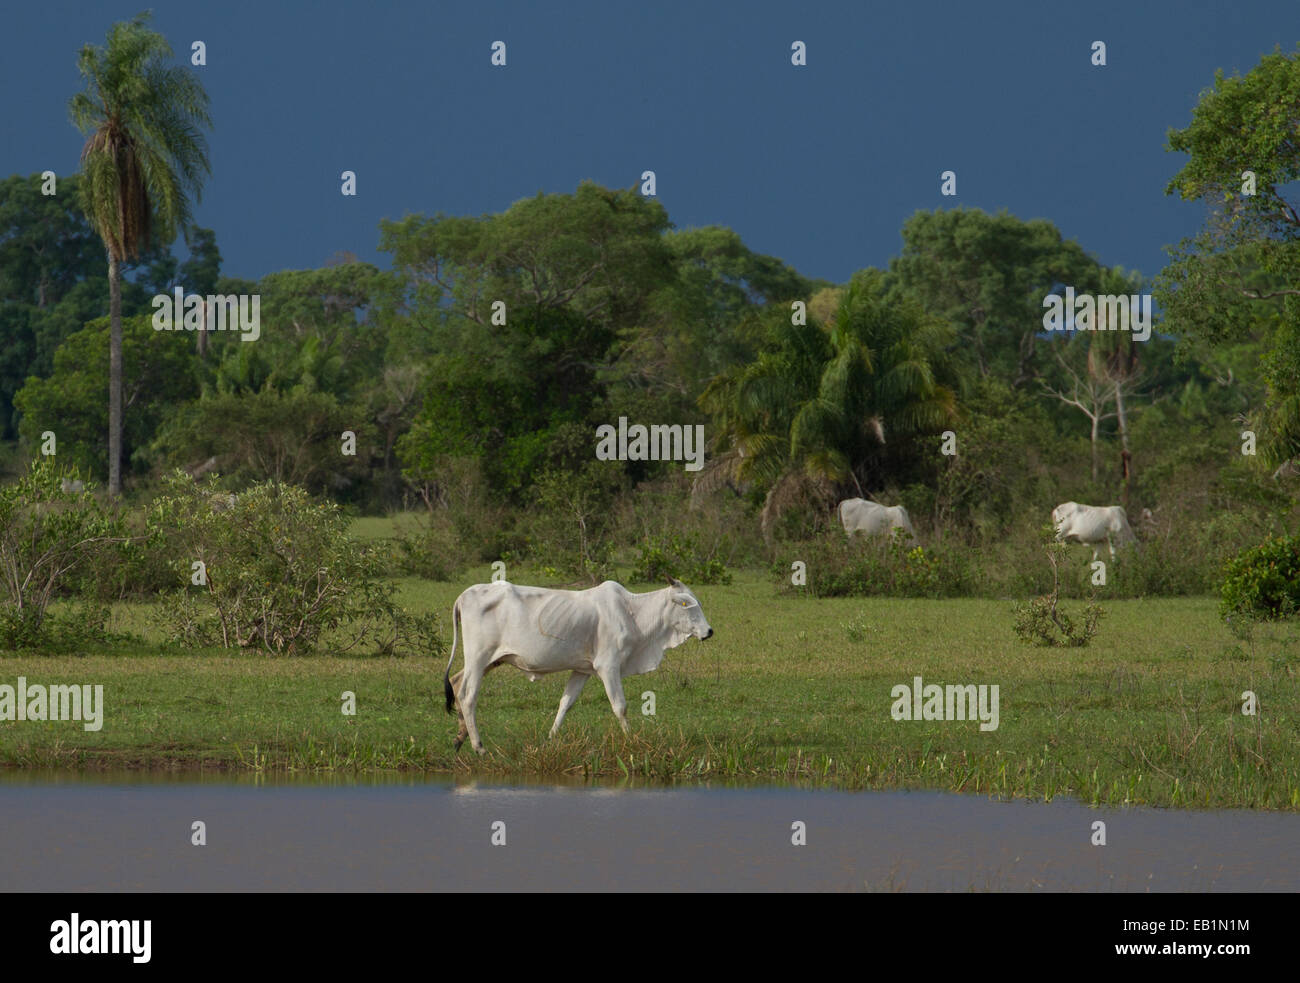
xmin=1 ymin=772 xmax=1296 ymax=891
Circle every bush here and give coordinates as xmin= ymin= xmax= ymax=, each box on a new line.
xmin=528 ymin=464 xmax=622 ymax=584
xmin=67 ymin=508 xmax=177 ymax=601
xmin=842 ymin=613 xmax=879 ymax=643
xmin=1012 ymin=595 xmax=1105 ymax=647
xmin=0 ymin=460 xmax=124 ymax=645
xmin=0 ymin=602 xmax=114 ymax=652
xmin=403 ymin=455 xmax=525 ymax=563
xmin=390 ymin=520 xmax=465 ymax=582
xmin=146 ymin=472 xmax=443 ymax=655
xmin=1220 ymin=535 xmax=1300 ymax=624
xmin=615 ymin=472 xmax=766 ymax=569
xmin=775 ymin=530 xmax=972 ymax=598
xmin=1011 ymin=533 xmax=1105 ymax=647
xmin=631 ymin=532 xmax=732 ymax=585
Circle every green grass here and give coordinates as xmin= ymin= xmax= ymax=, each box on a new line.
xmin=2 ymin=571 xmax=1299 ymax=809
xmin=347 ymin=511 xmax=427 ymax=541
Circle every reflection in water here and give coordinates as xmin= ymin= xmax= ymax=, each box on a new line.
xmin=0 ymin=773 xmax=1295 ymax=891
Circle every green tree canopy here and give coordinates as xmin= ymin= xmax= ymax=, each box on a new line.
xmin=1158 ymin=43 xmax=1300 ymax=471
xmin=14 ymin=314 xmax=197 ymax=477
xmin=889 ymin=207 xmax=1104 ymax=387
xmin=69 ymin=11 xmax=212 ymax=494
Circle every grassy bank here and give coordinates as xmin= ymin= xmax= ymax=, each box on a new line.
xmin=2 ymin=574 xmax=1298 ymax=808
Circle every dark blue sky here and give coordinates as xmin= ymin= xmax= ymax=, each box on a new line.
xmin=4 ymin=1 xmax=1296 ymax=285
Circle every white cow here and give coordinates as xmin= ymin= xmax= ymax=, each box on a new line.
xmin=209 ymin=492 xmax=237 ymax=512
xmin=839 ymin=499 xmax=917 ymax=542
xmin=443 ymin=577 xmax=714 ymax=755
xmin=1051 ymin=501 xmax=1137 ymax=561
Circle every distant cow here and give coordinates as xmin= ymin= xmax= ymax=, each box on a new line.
xmin=59 ymin=479 xmax=85 ymax=494
xmin=839 ymin=499 xmax=917 ymax=543
xmin=209 ymin=492 xmax=237 ymax=512
xmin=443 ymin=578 xmax=714 ymax=755
xmin=1051 ymin=502 xmax=1137 ymax=561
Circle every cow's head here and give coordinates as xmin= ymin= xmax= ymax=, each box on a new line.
xmin=1050 ymin=502 xmax=1077 ymax=537
xmin=665 ymin=577 xmax=713 ymax=642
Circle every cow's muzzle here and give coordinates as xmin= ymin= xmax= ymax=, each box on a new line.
xmin=703 ymin=628 xmax=714 ymax=640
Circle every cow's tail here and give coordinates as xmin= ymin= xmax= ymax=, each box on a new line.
xmin=443 ymin=598 xmax=461 ymax=714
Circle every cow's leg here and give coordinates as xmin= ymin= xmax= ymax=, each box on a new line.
xmin=549 ymin=672 xmax=590 ymax=738
xmin=596 ymin=667 xmax=630 ymax=734
xmin=456 ymin=662 xmax=489 ymax=755
xmin=448 ymin=668 xmax=469 ymax=751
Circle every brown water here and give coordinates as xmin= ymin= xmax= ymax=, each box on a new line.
xmin=1 ymin=773 xmax=1296 ymax=891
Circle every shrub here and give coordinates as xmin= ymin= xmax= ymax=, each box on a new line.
xmin=390 ymin=520 xmax=465 ymax=582
xmin=68 ymin=508 xmax=177 ymax=601
xmin=1220 ymin=535 xmax=1300 ymax=624
xmin=0 ymin=602 xmax=114 ymax=652
xmin=146 ymin=472 xmax=443 ymax=656
xmin=528 ymin=464 xmax=622 ymax=584
xmin=1012 ymin=595 xmax=1105 ymax=647
xmin=615 ymin=472 xmax=766 ymax=569
xmin=842 ymin=613 xmax=879 ymax=643
xmin=1011 ymin=531 xmax=1105 ymax=647
xmin=0 ymin=460 xmax=124 ymax=645
xmin=631 ymin=532 xmax=732 ymax=585
xmin=775 ymin=530 xmax=972 ymax=598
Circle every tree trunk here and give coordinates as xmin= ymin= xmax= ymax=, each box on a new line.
xmin=108 ymin=253 xmax=123 ymax=497
xmin=1090 ymin=413 xmax=1099 ymax=482
xmin=196 ymin=297 xmax=208 ymax=358
xmin=1114 ymin=381 xmax=1131 ymax=505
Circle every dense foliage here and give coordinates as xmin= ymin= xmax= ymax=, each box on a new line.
xmin=146 ymin=472 xmax=442 ymax=655
xmin=1220 ymin=535 xmax=1300 ymax=623
xmin=3 ymin=43 xmax=1299 ymax=609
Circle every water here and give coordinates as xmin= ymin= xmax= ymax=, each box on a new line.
xmin=1 ymin=772 xmax=1296 ymax=891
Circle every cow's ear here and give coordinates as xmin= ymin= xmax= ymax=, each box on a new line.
xmin=670 ymin=577 xmax=685 ymax=589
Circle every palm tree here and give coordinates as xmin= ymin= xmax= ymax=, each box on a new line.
xmin=69 ymin=12 xmax=211 ymax=495
xmin=699 ymin=270 xmax=957 ymax=540
xmin=1087 ymin=266 xmax=1145 ymax=504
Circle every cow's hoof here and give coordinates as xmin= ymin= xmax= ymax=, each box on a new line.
xmin=475 ymin=746 xmax=487 ymax=757
xmin=453 ymin=738 xmax=464 ymax=753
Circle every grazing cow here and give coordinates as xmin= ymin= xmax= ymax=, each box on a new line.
xmin=59 ymin=479 xmax=86 ymax=494
xmin=838 ymin=499 xmax=917 ymax=543
xmin=443 ymin=577 xmax=714 ymax=755
xmin=1051 ymin=502 xmax=1137 ymax=561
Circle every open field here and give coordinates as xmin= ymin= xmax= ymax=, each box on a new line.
xmin=2 ymin=572 xmax=1298 ymax=810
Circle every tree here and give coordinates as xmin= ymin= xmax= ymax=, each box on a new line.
xmin=0 ymin=173 xmax=105 ymax=310
xmin=0 ymin=173 xmax=105 ymax=437
xmin=700 ymin=269 xmax=958 ymax=539
xmin=382 ymin=182 xmax=681 ymax=499
xmin=629 ymin=225 xmax=822 ymax=405
xmin=1158 ymin=43 xmax=1300 ymax=473
xmin=890 ymin=207 xmax=1104 ymax=387
xmin=1088 ymin=266 xmax=1148 ymax=501
xmin=1042 ymin=337 xmax=1116 ymax=482
xmin=179 ymin=226 xmax=221 ymax=357
xmin=14 ymin=315 xmax=197 ymax=478
xmin=69 ymin=11 xmax=211 ymax=495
